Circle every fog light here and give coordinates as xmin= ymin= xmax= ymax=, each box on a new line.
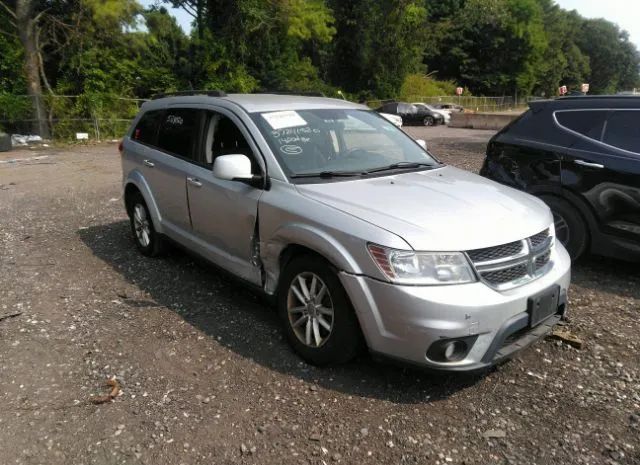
xmin=426 ymin=336 xmax=476 ymax=363
xmin=443 ymin=341 xmax=466 ymax=361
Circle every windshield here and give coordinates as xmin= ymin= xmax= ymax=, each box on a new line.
xmin=252 ymin=109 xmax=439 ymax=179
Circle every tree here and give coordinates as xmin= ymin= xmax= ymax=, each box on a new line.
xmin=328 ymin=0 xmax=427 ymax=98
xmin=577 ymin=18 xmax=640 ymax=93
xmin=1 ymin=0 xmax=50 ymax=136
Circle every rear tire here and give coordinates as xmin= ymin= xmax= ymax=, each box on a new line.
xmin=278 ymin=255 xmax=362 ymax=366
xmin=423 ymin=116 xmax=435 ymax=126
xmin=128 ymin=192 xmax=164 ymax=257
xmin=540 ymin=195 xmax=589 ymax=261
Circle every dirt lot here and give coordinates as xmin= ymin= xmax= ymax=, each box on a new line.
xmin=1 ymin=126 xmax=639 ymax=465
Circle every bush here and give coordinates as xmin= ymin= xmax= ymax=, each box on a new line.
xmin=398 ymin=73 xmax=458 ymax=101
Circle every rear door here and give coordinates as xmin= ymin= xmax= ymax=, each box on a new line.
xmin=145 ymin=107 xmax=203 ymax=234
xmin=556 ymin=109 xmax=640 ymax=244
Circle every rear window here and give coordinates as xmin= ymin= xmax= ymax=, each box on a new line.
xmin=156 ymin=109 xmax=201 ymax=159
xmin=133 ymin=110 xmax=163 ymax=145
xmin=602 ymin=110 xmax=640 ymax=154
xmin=555 ymin=110 xmax=608 ymax=140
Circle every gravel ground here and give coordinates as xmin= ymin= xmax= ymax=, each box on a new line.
xmin=1 ymin=127 xmax=639 ymax=465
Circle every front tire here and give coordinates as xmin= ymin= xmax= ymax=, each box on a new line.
xmin=278 ymin=255 xmax=362 ymax=366
xmin=128 ymin=192 xmax=164 ymax=257
xmin=540 ymin=195 xmax=589 ymax=261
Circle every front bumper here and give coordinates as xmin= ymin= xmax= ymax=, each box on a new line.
xmin=339 ymin=244 xmax=571 ymax=371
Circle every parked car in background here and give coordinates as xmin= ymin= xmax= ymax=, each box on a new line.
xmin=481 ymin=95 xmax=640 ymax=262
xmin=376 ymin=102 xmax=444 ymax=126
xmin=435 ymin=103 xmax=465 ymax=113
xmin=122 ymin=91 xmax=570 ymax=371
xmin=413 ymin=103 xmax=451 ymax=124
xmin=380 ymin=112 xmax=403 ymax=127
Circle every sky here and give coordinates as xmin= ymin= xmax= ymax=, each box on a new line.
xmin=141 ymin=0 xmax=640 ymax=49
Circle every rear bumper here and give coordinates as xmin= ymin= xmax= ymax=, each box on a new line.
xmin=339 ymin=244 xmax=571 ymax=371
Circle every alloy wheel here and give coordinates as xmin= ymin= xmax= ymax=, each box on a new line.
xmin=553 ymin=212 xmax=570 ymax=246
xmin=133 ymin=203 xmax=151 ymax=247
xmin=287 ymin=272 xmax=335 ymax=348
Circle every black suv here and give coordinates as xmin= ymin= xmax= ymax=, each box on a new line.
xmin=481 ymin=96 xmax=640 ymax=261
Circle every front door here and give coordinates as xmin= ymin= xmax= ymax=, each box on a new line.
xmin=185 ymin=109 xmax=264 ymax=285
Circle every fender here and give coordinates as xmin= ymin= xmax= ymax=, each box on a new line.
xmin=261 ymin=222 xmax=364 ymax=295
xmin=124 ymin=169 xmax=164 ymax=235
xmin=528 ymin=184 xmax=599 ymax=233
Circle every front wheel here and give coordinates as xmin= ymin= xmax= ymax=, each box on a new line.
xmin=278 ymin=255 xmax=362 ymax=366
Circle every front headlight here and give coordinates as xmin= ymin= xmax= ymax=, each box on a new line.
xmin=368 ymin=244 xmax=477 ymax=285
xmin=548 ymin=221 xmax=556 ymax=248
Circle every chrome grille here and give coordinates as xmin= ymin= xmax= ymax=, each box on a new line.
xmin=530 ymin=229 xmax=550 ymax=249
xmin=535 ymin=249 xmax=551 ymax=271
xmin=467 ymin=241 xmax=523 ymax=263
xmin=466 ymin=229 xmax=554 ymax=290
xmin=483 ymin=264 xmax=528 ymax=285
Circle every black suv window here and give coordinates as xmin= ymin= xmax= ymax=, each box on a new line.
xmin=555 ymin=110 xmax=608 ymax=141
xmin=603 ymin=110 xmax=640 ymax=154
xmin=133 ymin=110 xmax=163 ymax=146
xmin=156 ymin=109 xmax=202 ymax=159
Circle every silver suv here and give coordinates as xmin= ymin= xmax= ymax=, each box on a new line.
xmin=121 ymin=91 xmax=571 ymax=371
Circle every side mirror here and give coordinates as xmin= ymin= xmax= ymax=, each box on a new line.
xmin=213 ymin=154 xmax=265 ymax=188
xmin=416 ymin=139 xmax=428 ymax=150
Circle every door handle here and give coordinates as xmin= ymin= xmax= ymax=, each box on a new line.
xmin=574 ymin=160 xmax=604 ymax=169
xmin=143 ymin=159 xmax=155 ymax=168
xmin=187 ymin=177 xmax=202 ymax=187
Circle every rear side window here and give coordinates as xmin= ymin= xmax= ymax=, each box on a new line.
xmin=602 ymin=110 xmax=640 ymax=154
xmin=156 ymin=109 xmax=201 ymax=159
xmin=555 ymin=110 xmax=608 ymax=141
xmin=133 ymin=110 xmax=163 ymax=145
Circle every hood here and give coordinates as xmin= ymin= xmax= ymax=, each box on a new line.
xmin=296 ymin=166 xmax=552 ymax=251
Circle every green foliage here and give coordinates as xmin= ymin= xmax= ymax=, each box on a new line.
xmin=399 ymin=74 xmax=457 ymax=100
xmin=2 ymin=0 xmax=640 ymax=139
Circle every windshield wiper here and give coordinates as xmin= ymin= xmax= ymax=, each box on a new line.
xmin=290 ymin=170 xmax=365 ymax=179
xmin=364 ymin=161 xmax=436 ymax=174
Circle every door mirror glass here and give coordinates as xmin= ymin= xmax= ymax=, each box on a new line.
xmin=416 ymin=139 xmax=427 ymax=150
xmin=213 ymin=154 xmax=252 ymax=181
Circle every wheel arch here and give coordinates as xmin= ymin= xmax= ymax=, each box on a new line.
xmin=529 ymin=185 xmax=599 ymax=234
xmin=262 ymin=224 xmax=364 ymax=296
xmin=123 ymin=171 xmax=163 ymax=234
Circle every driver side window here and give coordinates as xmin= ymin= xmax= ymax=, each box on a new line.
xmin=203 ymin=112 xmax=260 ymax=174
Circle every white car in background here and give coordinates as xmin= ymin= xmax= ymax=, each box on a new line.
xmin=380 ymin=112 xmax=403 ymax=127
xmin=413 ymin=103 xmax=451 ymax=124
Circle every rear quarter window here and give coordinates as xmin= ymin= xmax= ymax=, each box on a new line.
xmin=133 ymin=110 xmax=163 ymax=146
xmin=602 ymin=110 xmax=640 ymax=155
xmin=554 ymin=110 xmax=608 ymax=141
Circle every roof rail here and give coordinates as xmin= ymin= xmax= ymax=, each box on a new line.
xmin=151 ymin=90 xmax=227 ymax=100
xmin=556 ymin=94 xmax=640 ymax=100
xmin=254 ymin=91 xmax=326 ymax=97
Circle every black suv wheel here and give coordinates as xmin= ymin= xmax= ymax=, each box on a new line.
xmin=540 ymin=195 xmax=589 ymax=261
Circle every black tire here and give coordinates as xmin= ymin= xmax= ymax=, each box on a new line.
xmin=128 ymin=192 xmax=164 ymax=257
xmin=540 ymin=195 xmax=589 ymax=261
xmin=423 ymin=116 xmax=435 ymax=126
xmin=277 ymin=255 xmax=362 ymax=366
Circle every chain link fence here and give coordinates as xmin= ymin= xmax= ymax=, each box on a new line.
xmin=0 ymin=94 xmax=147 ymax=141
xmin=367 ymin=95 xmax=527 ymax=113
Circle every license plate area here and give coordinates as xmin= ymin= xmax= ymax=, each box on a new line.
xmin=527 ymin=285 xmax=560 ymax=327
